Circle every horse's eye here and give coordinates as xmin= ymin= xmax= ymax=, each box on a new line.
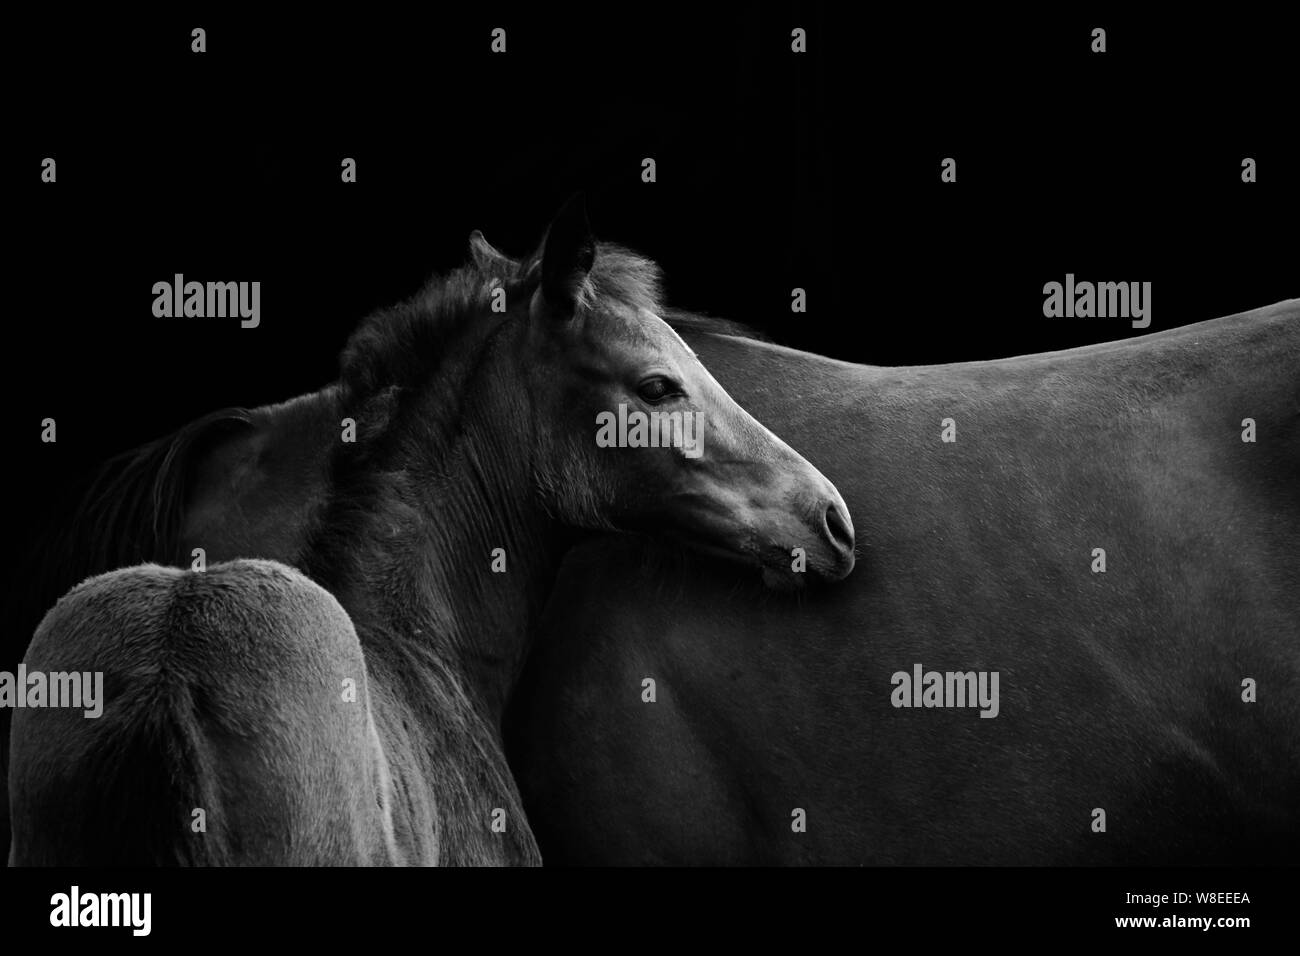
xmin=637 ymin=376 xmax=678 ymax=404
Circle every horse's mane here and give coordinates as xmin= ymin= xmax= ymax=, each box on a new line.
xmin=339 ymin=242 xmax=668 ymax=401
xmin=661 ymin=306 xmax=770 ymax=343
xmin=339 ymin=242 xmax=766 ymax=404
xmin=83 ymin=409 xmax=255 ymax=563
xmin=28 ymin=409 xmax=255 ymax=628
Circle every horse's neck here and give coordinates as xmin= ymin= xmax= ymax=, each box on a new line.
xmin=325 ymin=410 xmax=563 ymax=726
xmin=303 ymin=376 xmax=558 ymax=863
xmin=180 ymin=387 xmax=340 ymax=566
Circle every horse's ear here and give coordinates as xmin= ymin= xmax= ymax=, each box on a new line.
xmin=538 ymin=194 xmax=596 ymax=316
xmin=468 ymin=230 xmax=517 ymax=275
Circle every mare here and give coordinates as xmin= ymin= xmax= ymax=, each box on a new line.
xmin=506 ymin=298 xmax=1300 ymax=864
xmin=6 ymin=200 xmax=854 ymax=864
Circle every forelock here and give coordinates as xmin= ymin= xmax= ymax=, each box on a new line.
xmin=574 ymin=244 xmax=664 ymax=318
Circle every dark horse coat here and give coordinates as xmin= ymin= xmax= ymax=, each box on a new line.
xmin=506 ymin=299 xmax=1300 ymax=864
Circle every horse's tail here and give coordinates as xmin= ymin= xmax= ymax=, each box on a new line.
xmin=8 ymin=560 xmax=398 ymax=866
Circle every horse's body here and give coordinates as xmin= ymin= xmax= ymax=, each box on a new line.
xmin=9 ymin=560 xmax=408 ymax=865
xmin=508 ymin=300 xmax=1300 ymax=864
xmin=7 ymin=207 xmax=852 ymax=865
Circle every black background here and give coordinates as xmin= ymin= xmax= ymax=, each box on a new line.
xmin=0 ymin=865 xmax=1280 ymax=942
xmin=11 ymin=8 xmax=1296 ymax=470
xmin=3 ymin=4 xmax=1296 ymax=931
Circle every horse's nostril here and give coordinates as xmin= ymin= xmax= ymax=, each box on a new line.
xmin=824 ymin=502 xmax=854 ymax=552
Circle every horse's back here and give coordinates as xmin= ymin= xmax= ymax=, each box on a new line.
xmin=9 ymin=559 xmax=397 ymax=866
xmin=511 ymin=303 xmax=1300 ymax=864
